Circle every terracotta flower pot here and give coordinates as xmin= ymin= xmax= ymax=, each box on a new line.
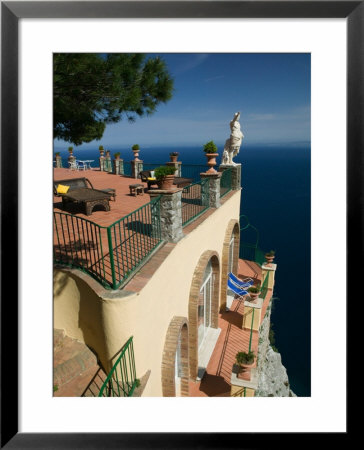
xmin=248 ymin=291 xmax=261 ymax=302
xmin=265 ymin=255 xmax=275 ymax=266
xmin=205 ymin=153 xmax=219 ymax=174
xmin=133 ymin=150 xmax=140 ymax=161
xmin=99 ymin=150 xmax=104 ymax=156
xmin=158 ymin=174 xmax=175 ymax=190
xmin=170 ymin=155 xmax=178 ymax=163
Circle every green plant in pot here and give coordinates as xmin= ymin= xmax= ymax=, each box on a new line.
xmin=203 ymin=140 xmax=219 ymax=174
xmin=234 ymin=350 xmax=255 ymax=377
xmin=248 ymin=284 xmax=261 ymax=302
xmin=68 ymin=146 xmax=73 ymax=154
xmin=99 ymin=145 xmax=105 ymax=155
xmin=154 ymin=165 xmax=176 ymax=190
xmin=114 ymin=152 xmax=121 ymax=159
xmin=132 ymin=144 xmax=140 ymax=160
xmin=265 ymin=250 xmax=275 ymax=265
xmin=169 ymin=151 xmax=179 ymax=162
xmin=55 ymin=152 xmax=61 ymax=157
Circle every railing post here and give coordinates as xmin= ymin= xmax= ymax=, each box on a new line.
xmin=55 ymin=154 xmax=62 ymax=168
xmin=219 ymin=163 xmax=241 ymax=190
xmin=200 ymin=172 xmax=221 ymax=208
xmin=99 ymin=155 xmax=105 ymax=171
xmin=106 ymin=226 xmax=117 ymax=289
xmin=149 ymin=188 xmax=184 ymax=243
xmin=114 ymin=158 xmax=124 ymax=175
xmin=131 ymin=160 xmax=143 ymax=179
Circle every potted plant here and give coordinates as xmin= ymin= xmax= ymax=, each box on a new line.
xmin=105 ymin=150 xmax=111 ymax=157
xmin=265 ymin=250 xmax=275 ymax=265
xmin=234 ymin=350 xmax=255 ymax=378
xmin=203 ymin=140 xmax=219 ymax=173
xmin=132 ymin=144 xmax=140 ymax=161
xmin=169 ymin=151 xmax=179 ymax=163
xmin=68 ymin=146 xmax=73 ymax=155
xmin=114 ymin=152 xmax=121 ymax=160
xmin=248 ymin=285 xmax=261 ymax=302
xmin=55 ymin=152 xmax=61 ymax=157
xmin=99 ymin=145 xmax=105 ymax=156
xmin=154 ymin=165 xmax=176 ymax=190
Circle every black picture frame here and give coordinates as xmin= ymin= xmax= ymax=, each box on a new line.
xmin=1 ymin=1 xmax=357 ymax=448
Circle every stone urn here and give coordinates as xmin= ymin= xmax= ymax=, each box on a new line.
xmin=205 ymin=153 xmax=219 ymax=174
xmin=99 ymin=150 xmax=104 ymax=157
xmin=158 ymin=174 xmax=175 ymax=190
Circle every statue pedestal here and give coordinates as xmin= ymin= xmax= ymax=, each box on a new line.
xmin=219 ymin=164 xmax=241 ymax=190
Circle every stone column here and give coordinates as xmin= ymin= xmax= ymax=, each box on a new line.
xmin=99 ymin=156 xmax=105 ymax=171
xmin=219 ymin=163 xmax=242 ymax=190
xmin=131 ymin=160 xmax=143 ymax=179
xmin=55 ymin=155 xmax=62 ymax=168
xmin=200 ymin=172 xmax=222 ymax=208
xmin=68 ymin=154 xmax=76 ymax=168
xmin=166 ymin=161 xmax=182 ymax=177
xmin=105 ymin=155 xmax=112 ymax=173
xmin=261 ymin=263 xmax=277 ymax=290
xmin=149 ymin=188 xmax=184 ymax=243
xmin=113 ymin=158 xmax=124 ymax=175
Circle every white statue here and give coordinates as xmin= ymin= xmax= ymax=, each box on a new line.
xmin=223 ymin=112 xmax=244 ymax=165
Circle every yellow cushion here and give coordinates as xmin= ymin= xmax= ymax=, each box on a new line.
xmin=147 ymin=177 xmax=156 ymax=181
xmin=57 ymin=184 xmax=70 ymax=194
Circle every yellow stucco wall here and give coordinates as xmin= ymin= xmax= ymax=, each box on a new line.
xmin=242 ymin=305 xmax=261 ymax=331
xmin=54 ymin=190 xmax=241 ymax=396
xmin=230 ymin=385 xmax=255 ymax=397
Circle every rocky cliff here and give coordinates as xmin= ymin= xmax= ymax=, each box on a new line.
xmin=255 ymin=299 xmax=296 ymax=397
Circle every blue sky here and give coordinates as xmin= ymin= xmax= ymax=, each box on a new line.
xmin=54 ymin=53 xmax=310 ymax=150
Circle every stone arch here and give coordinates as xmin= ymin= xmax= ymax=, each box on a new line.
xmin=188 ymin=250 xmax=220 ymax=380
xmin=220 ymin=219 xmax=240 ymax=310
xmin=161 ymin=316 xmax=189 ymax=397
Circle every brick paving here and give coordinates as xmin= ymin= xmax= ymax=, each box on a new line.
xmin=53 ymin=329 xmax=107 ymax=397
xmin=189 ymin=259 xmax=272 ymax=397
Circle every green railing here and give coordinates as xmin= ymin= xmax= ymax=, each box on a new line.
xmin=98 ymin=337 xmax=137 ymax=397
xmin=181 ymin=179 xmax=210 ymax=226
xmin=54 ymin=196 xmax=163 ymax=289
xmin=260 ymin=270 xmax=269 ymax=300
xmin=239 ymin=215 xmax=266 ymax=266
xmin=220 ymin=168 xmax=233 ymax=198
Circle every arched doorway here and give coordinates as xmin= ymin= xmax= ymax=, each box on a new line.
xmin=161 ymin=317 xmax=189 ymax=397
xmin=188 ymin=251 xmax=220 ymax=380
xmin=220 ymin=220 xmax=240 ymax=311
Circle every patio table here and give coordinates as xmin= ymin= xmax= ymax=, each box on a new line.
xmin=61 ymin=187 xmax=112 ymax=216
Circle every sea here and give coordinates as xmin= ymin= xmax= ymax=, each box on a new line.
xmin=54 ymin=143 xmax=311 ymax=397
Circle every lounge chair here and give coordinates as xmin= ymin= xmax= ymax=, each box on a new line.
xmin=139 ymin=170 xmax=159 ymax=190
xmin=226 ymin=273 xmax=249 ymax=311
xmin=228 ymin=272 xmax=253 ymax=289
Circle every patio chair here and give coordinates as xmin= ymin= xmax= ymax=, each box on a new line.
xmin=76 ymin=160 xmax=87 ymax=171
xmin=228 ymin=272 xmax=253 ymax=289
xmin=226 ymin=273 xmax=249 ymax=311
xmin=139 ymin=170 xmax=159 ymax=190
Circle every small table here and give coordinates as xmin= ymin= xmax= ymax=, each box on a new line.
xmin=100 ymin=188 xmax=116 ymax=201
xmin=173 ymin=177 xmax=193 ymax=188
xmin=129 ymin=183 xmax=144 ymax=196
xmin=62 ymin=188 xmax=112 ymax=216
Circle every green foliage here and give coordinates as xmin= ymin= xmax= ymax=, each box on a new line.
xmin=55 ymin=152 xmax=60 ymax=156
xmin=170 ymin=151 xmax=179 ymax=156
xmin=132 ymin=144 xmax=140 ymax=150
xmin=68 ymin=146 xmax=73 ymax=152
xmin=235 ymin=350 xmax=255 ymax=365
xmin=248 ymin=285 xmax=261 ymax=294
xmin=53 ymin=384 xmax=58 ymax=392
xmin=203 ymin=140 xmax=218 ymax=153
xmin=154 ymin=165 xmax=176 ymax=179
xmin=99 ymin=145 xmax=104 ymax=151
xmin=114 ymin=152 xmax=121 ymax=158
xmin=135 ymin=378 xmax=141 ymax=388
xmin=54 ymin=53 xmax=174 ymax=145
xmin=265 ymin=250 xmax=275 ymax=256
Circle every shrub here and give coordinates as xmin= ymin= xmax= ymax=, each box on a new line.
xmin=55 ymin=152 xmax=61 ymax=156
xmin=170 ymin=151 xmax=179 ymax=156
xmin=154 ymin=165 xmax=176 ymax=180
xmin=99 ymin=145 xmax=104 ymax=151
xmin=203 ymin=140 xmax=218 ymax=154
xmin=132 ymin=144 xmax=140 ymax=150
xmin=114 ymin=152 xmax=121 ymax=158
xmin=68 ymin=146 xmax=73 ymax=153
xmin=235 ymin=350 xmax=255 ymax=365
xmin=265 ymin=250 xmax=275 ymax=256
